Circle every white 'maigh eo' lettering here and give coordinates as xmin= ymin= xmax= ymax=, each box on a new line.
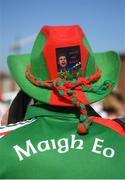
xmin=13 ymin=139 xmax=37 ymax=161
xmin=13 ymin=136 xmax=115 ymax=162
xmin=92 ymin=138 xmax=115 ymax=158
xmin=57 ymin=138 xmax=69 ymax=153
xmin=37 ymin=140 xmax=50 ymax=152
xmin=92 ymin=138 xmax=104 ymax=154
xmin=13 ymin=135 xmax=84 ymax=161
xmin=103 ymin=147 xmax=115 ymax=158
xmin=71 ymin=135 xmax=84 ymax=150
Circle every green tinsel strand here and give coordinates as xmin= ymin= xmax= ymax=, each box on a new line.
xmin=58 ymin=89 xmax=64 ymax=96
xmin=104 ymin=80 xmax=113 ymax=85
xmin=79 ymin=103 xmax=86 ymax=109
xmin=71 ymin=97 xmax=77 ymax=104
xmin=82 ymin=86 xmax=89 ymax=92
xmin=91 ymin=86 xmax=98 ymax=92
xmin=72 ymin=79 xmax=77 ymax=84
xmin=67 ymin=90 xmax=76 ymax=96
xmin=56 ymin=81 xmax=63 ymax=86
xmin=80 ymin=115 xmax=87 ymax=122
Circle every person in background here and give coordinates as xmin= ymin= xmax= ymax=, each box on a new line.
xmin=0 ymin=91 xmax=32 ymax=125
xmin=103 ymin=91 xmax=125 ymax=119
xmin=91 ymin=91 xmax=125 ymax=119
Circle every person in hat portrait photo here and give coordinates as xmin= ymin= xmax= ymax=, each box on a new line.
xmin=58 ymin=54 xmax=68 ymax=70
xmin=0 ymin=23 xmax=125 ymax=179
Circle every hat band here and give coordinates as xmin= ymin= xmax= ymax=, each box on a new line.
xmin=26 ymin=64 xmax=114 ymax=135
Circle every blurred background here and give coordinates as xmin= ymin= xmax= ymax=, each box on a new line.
xmin=0 ymin=0 xmax=125 ymax=122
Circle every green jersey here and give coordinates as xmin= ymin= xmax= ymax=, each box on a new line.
xmin=0 ymin=104 xmax=125 ymax=179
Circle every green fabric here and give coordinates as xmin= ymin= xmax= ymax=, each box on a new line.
xmin=7 ymin=51 xmax=120 ymax=104
xmin=86 ymin=51 xmax=120 ymax=102
xmin=83 ymin=37 xmax=96 ymax=76
xmin=84 ymin=55 xmax=96 ymax=77
xmin=31 ymin=32 xmax=50 ymax=80
xmin=7 ymin=26 xmax=120 ymax=105
xmin=24 ymin=104 xmax=100 ymax=120
xmin=83 ymin=37 xmax=93 ymax=56
xmin=8 ymin=54 xmax=51 ymax=103
xmin=0 ymin=105 xmax=125 ymax=179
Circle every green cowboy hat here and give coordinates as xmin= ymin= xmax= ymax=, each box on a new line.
xmin=8 ymin=25 xmax=120 ymax=107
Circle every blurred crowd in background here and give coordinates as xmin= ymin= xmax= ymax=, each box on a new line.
xmin=0 ymin=54 xmax=125 ymax=124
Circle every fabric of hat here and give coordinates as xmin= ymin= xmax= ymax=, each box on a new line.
xmin=7 ymin=25 xmax=120 ymax=134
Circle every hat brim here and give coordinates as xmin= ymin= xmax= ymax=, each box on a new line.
xmin=7 ymin=51 xmax=120 ymax=106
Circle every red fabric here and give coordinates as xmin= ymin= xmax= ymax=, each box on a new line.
xmin=41 ymin=25 xmax=89 ymax=80
xmin=0 ymin=130 xmax=12 ymax=136
xmin=89 ymin=116 xmax=125 ymax=137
